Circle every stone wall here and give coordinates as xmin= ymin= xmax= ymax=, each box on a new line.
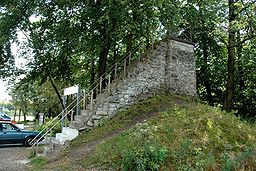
xmin=71 ymin=38 xmax=196 ymax=131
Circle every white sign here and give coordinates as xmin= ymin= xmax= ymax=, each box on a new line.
xmin=39 ymin=113 xmax=44 ymax=125
xmin=64 ymin=85 xmax=79 ymax=96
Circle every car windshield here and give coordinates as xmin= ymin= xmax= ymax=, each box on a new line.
xmin=0 ymin=112 xmax=11 ymax=120
xmin=2 ymin=123 xmax=18 ymax=131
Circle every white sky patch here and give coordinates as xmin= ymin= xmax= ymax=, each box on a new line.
xmin=1 ymin=29 xmax=31 ymax=102
xmin=12 ymin=42 xmax=28 ymax=68
xmin=0 ymin=80 xmax=11 ymax=102
xmin=29 ymin=14 xmax=42 ymax=23
xmin=12 ymin=30 xmax=32 ymax=69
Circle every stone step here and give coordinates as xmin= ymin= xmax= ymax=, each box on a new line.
xmin=75 ymin=110 xmax=91 ymax=121
xmin=62 ymin=127 xmax=79 ymax=136
xmin=55 ymin=127 xmax=79 ymax=145
xmin=69 ymin=120 xmax=85 ymax=130
xmin=81 ymin=109 xmax=91 ymax=116
xmin=55 ymin=133 xmax=70 ymax=145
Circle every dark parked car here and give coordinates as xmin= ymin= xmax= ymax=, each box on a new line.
xmin=0 ymin=121 xmax=42 ymax=146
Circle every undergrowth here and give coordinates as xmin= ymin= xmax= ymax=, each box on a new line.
xmin=30 ymin=94 xmax=256 ymax=171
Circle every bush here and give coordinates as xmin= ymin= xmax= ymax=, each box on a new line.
xmin=122 ymin=146 xmax=168 ymax=171
xmin=35 ymin=117 xmax=63 ymax=136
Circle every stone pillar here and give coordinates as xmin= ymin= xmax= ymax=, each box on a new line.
xmin=165 ymin=39 xmax=196 ymax=96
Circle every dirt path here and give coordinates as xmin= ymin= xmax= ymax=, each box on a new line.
xmin=0 ymin=144 xmax=30 ymax=171
xmin=45 ymin=96 xmax=189 ymax=170
xmin=46 ymin=109 xmax=163 ymax=167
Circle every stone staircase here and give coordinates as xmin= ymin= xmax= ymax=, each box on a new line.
xmin=68 ymin=38 xmax=196 ymax=132
xmin=42 ymin=38 xmax=196 ymax=149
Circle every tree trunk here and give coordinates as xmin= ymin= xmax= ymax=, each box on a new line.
xmin=18 ymin=107 xmax=21 ymax=122
xmin=236 ymin=31 xmax=245 ymax=90
xmin=224 ymin=0 xmax=236 ymax=112
xmin=14 ymin=106 xmax=17 ymax=121
xmin=126 ymin=33 xmax=133 ymax=58
xmin=125 ymin=32 xmax=133 ymax=67
xmin=90 ymin=58 xmax=95 ymax=86
xmin=49 ymin=75 xmax=65 ymax=109
xmin=110 ymin=44 xmax=118 ymax=80
xmin=202 ymin=39 xmax=214 ymax=106
xmin=23 ymin=106 xmax=27 ymax=122
xmin=98 ymin=43 xmax=111 ymax=88
xmin=90 ymin=58 xmax=96 ymax=98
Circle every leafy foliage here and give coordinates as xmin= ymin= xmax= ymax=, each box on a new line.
xmin=0 ymin=0 xmax=256 ymax=122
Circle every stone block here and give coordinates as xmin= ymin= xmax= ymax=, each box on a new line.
xmin=96 ymin=110 xmax=108 ymax=116
xmin=86 ymin=120 xmax=94 ymax=127
xmin=93 ymin=115 xmax=103 ymax=120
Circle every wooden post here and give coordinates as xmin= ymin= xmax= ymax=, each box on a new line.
xmin=108 ymin=74 xmax=111 ymax=92
xmin=99 ymin=76 xmax=102 ymax=93
xmin=90 ymin=90 xmax=93 ymax=110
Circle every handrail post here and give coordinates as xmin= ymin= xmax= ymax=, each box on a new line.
xmin=90 ymin=90 xmax=93 ymax=110
xmin=61 ymin=96 xmax=66 ymax=130
xmin=138 ymin=46 xmax=141 ymax=62
xmin=77 ymin=85 xmax=81 ymax=115
xmin=128 ymin=51 xmax=131 ymax=65
xmin=115 ymin=63 xmax=117 ymax=78
xmin=83 ymin=90 xmax=86 ymax=109
xmin=108 ymin=74 xmax=111 ymax=92
xmin=99 ymin=76 xmax=102 ymax=94
xmin=71 ymin=110 xmax=74 ymax=122
xmin=124 ymin=60 xmax=126 ymax=77
xmin=65 ymin=111 xmax=67 ymax=127
xmin=36 ymin=141 xmax=38 ymax=156
xmin=152 ymin=35 xmax=155 ymax=49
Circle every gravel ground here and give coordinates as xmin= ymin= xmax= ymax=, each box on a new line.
xmin=0 ymin=144 xmax=31 ymax=171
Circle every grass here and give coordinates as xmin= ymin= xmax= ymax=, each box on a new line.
xmin=29 ymin=157 xmax=47 ymax=169
xmin=29 ymin=94 xmax=256 ymax=170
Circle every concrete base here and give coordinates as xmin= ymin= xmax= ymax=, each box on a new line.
xmin=55 ymin=127 xmax=79 ymax=145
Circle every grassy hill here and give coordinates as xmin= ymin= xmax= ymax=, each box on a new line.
xmin=30 ymin=94 xmax=256 ymax=171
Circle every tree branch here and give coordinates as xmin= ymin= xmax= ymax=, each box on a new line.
xmin=229 ymin=30 xmax=255 ymax=48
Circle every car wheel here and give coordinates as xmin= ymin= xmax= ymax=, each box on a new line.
xmin=25 ymin=137 xmax=35 ymax=146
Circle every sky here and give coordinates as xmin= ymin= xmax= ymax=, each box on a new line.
xmin=0 ymin=31 xmax=28 ymax=102
xmin=0 ymin=80 xmax=11 ymax=102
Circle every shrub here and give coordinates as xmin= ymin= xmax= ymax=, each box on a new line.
xmin=122 ymin=145 xmax=168 ymax=171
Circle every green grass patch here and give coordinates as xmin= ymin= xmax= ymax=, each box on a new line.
xmin=30 ymin=94 xmax=256 ymax=170
xmin=30 ymin=157 xmax=47 ymax=168
xmin=68 ymin=94 xmax=190 ymax=149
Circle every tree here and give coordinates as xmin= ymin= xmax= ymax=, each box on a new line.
xmin=224 ymin=0 xmax=256 ymax=111
xmin=1 ymin=0 xmax=256 ymax=119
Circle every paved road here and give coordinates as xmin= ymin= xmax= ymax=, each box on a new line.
xmin=0 ymin=144 xmax=30 ymax=171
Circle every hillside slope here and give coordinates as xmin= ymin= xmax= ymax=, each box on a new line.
xmin=30 ymin=94 xmax=256 ymax=171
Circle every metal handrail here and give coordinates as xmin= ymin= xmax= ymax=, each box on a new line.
xmin=85 ymin=42 xmax=143 ymax=94
xmin=31 ymin=96 xmax=85 ymax=148
xmin=31 ymin=41 xmax=144 ymax=149
xmin=30 ymin=95 xmax=82 ymax=148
